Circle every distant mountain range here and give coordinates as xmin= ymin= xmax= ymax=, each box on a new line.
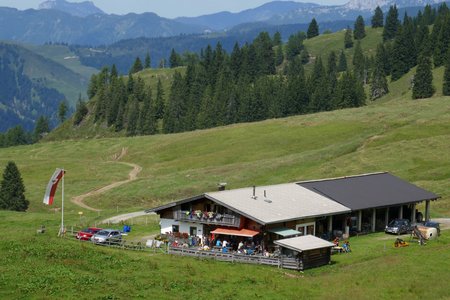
xmin=0 ymin=7 xmax=206 ymax=46
xmin=177 ymin=0 xmax=447 ymax=30
xmin=0 ymin=0 xmax=447 ymax=46
xmin=39 ymin=0 xmax=104 ymax=17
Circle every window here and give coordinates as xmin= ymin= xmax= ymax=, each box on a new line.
xmin=296 ymin=222 xmax=316 ymax=236
xmin=172 ymin=225 xmax=179 ymax=233
xmin=190 ymin=227 xmax=197 ymax=236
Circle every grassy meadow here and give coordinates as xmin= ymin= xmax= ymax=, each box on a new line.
xmin=1 ymin=28 xmax=450 ymax=298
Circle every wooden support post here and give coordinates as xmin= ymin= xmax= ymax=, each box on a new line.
xmin=385 ymin=207 xmax=390 ymax=227
xmin=425 ymin=200 xmax=430 ymax=221
xmin=399 ymin=205 xmax=403 ymax=219
xmin=357 ymin=210 xmax=362 ymax=232
xmin=411 ymin=203 xmax=416 ymax=223
xmin=371 ymin=208 xmax=376 ymax=232
xmin=328 ymin=215 xmax=333 ymax=233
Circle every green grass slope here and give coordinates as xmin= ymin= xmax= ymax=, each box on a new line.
xmin=1 ymin=66 xmax=449 ymax=216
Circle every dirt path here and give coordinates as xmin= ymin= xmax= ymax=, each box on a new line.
xmin=102 ymin=211 xmax=155 ymax=225
xmin=71 ymin=148 xmax=142 ymax=211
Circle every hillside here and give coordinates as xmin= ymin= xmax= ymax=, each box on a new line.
xmin=1 ymin=63 xmax=449 ymax=214
xmin=0 ymin=42 xmax=94 ymax=131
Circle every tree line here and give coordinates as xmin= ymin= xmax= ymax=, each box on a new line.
xmin=81 ymin=3 xmax=450 ymax=136
xmin=0 ymin=102 xmax=68 ymax=148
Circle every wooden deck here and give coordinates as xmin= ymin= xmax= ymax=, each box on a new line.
xmin=168 ymin=246 xmax=302 ymax=270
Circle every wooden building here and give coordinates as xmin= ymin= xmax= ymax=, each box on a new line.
xmin=147 ymin=172 xmax=439 ymax=250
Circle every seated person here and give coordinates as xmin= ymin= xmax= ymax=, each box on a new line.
xmin=238 ymin=241 xmax=244 ymax=250
xmin=333 ymin=237 xmax=340 ymax=247
xmin=216 ymin=239 xmax=222 ymax=247
xmin=342 ymin=240 xmax=351 ymax=252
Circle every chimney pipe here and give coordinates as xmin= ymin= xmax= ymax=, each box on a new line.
xmin=264 ymin=190 xmax=266 ymax=198
xmin=253 ymin=186 xmax=256 ymax=197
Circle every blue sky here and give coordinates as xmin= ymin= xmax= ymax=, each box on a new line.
xmin=0 ymin=0 xmax=348 ymax=18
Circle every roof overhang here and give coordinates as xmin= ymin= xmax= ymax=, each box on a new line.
xmin=211 ymin=227 xmax=260 ymax=237
xmin=274 ymin=235 xmax=335 ymax=252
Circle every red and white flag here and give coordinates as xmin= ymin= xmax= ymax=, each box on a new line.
xmin=43 ymin=168 xmax=65 ymax=205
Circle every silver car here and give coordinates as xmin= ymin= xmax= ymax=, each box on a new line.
xmin=91 ymin=229 xmax=122 ymax=244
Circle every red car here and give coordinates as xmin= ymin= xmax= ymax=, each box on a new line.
xmin=76 ymin=227 xmax=102 ymax=241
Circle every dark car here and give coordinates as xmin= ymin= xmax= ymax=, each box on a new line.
xmin=385 ymin=219 xmax=411 ymax=235
xmin=422 ymin=221 xmax=441 ymax=236
xmin=76 ymin=227 xmax=102 ymax=241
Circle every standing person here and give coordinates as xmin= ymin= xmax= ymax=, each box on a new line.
xmin=222 ymin=239 xmax=228 ymax=249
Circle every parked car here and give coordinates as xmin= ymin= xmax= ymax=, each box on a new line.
xmin=422 ymin=221 xmax=441 ymax=236
xmin=91 ymin=229 xmax=122 ymax=244
xmin=385 ymin=219 xmax=412 ymax=235
xmin=76 ymin=227 xmax=102 ymax=241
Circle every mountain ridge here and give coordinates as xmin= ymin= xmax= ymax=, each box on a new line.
xmin=39 ymin=0 xmax=104 ymax=17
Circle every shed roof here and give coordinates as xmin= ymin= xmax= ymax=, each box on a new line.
xmin=274 ymin=235 xmax=335 ymax=252
xmin=206 ymin=183 xmax=350 ymax=225
xmin=268 ymin=228 xmax=302 ymax=237
xmin=298 ymin=172 xmax=439 ymax=211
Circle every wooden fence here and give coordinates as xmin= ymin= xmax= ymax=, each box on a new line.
xmin=167 ymin=246 xmax=302 ymax=270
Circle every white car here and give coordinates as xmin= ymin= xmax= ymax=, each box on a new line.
xmin=91 ymin=229 xmax=122 ymax=244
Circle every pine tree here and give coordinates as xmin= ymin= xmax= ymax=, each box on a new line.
xmin=34 ymin=116 xmax=50 ymax=141
xmin=58 ymin=101 xmax=67 ymax=123
xmin=126 ymin=97 xmax=139 ymax=136
xmin=169 ymin=48 xmax=180 ymax=68
xmin=354 ymin=15 xmax=366 ymax=40
xmin=372 ymin=6 xmax=384 ymax=28
xmin=155 ymin=78 xmax=165 ymax=119
xmin=110 ymin=64 xmax=118 ymax=80
xmin=344 ymin=27 xmax=354 ymax=49
xmin=163 ymin=72 xmax=187 ymax=133
xmin=286 ymin=32 xmax=305 ymax=60
xmin=253 ymin=31 xmax=276 ymax=75
xmin=138 ymin=85 xmax=156 ymax=135
xmin=443 ymin=50 xmax=450 ymax=96
xmin=73 ymin=97 xmax=88 ymax=126
xmin=371 ymin=47 xmax=389 ymax=100
xmin=433 ymin=14 xmax=450 ymax=67
xmin=273 ymin=31 xmax=282 ymax=47
xmin=0 ymin=161 xmax=29 ymax=211
xmin=383 ymin=5 xmax=400 ymax=41
xmin=338 ymin=50 xmax=348 ymax=72
xmin=307 ymin=18 xmax=319 ymax=39
xmin=300 ymin=49 xmax=309 ymax=64
xmin=230 ymin=42 xmax=242 ymax=78
xmin=353 ymin=41 xmax=365 ymax=83
xmin=275 ymin=46 xmax=284 ymax=66
xmin=130 ymin=57 xmax=143 ymax=74
xmin=391 ymin=26 xmax=411 ymax=81
xmin=144 ymin=52 xmax=151 ymax=69
xmin=412 ymin=55 xmax=434 ymax=99
xmin=334 ymin=71 xmax=366 ymax=108
xmin=87 ymin=74 xmax=98 ymax=99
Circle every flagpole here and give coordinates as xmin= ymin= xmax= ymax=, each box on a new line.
xmin=60 ymin=169 xmax=65 ymax=237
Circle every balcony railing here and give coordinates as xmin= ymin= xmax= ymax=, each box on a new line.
xmin=174 ymin=210 xmax=241 ymax=227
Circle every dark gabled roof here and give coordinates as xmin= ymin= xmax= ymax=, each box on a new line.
xmin=297 ymin=172 xmax=439 ymax=211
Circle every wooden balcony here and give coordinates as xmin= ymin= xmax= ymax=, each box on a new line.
xmin=173 ymin=210 xmax=241 ymax=228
